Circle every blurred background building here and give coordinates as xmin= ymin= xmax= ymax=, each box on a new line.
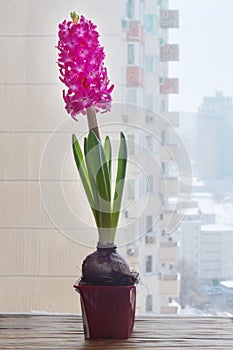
xmin=0 ymin=0 xmax=183 ymax=314
xmin=197 ymin=91 xmax=233 ymax=180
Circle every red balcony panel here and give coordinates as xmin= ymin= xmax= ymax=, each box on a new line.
xmin=127 ymin=21 xmax=144 ymax=43
xmin=126 ymin=66 xmax=144 ymax=87
xmin=160 ymin=78 xmax=179 ymax=94
xmin=160 ymin=10 xmax=179 ymax=28
xmin=160 ymin=44 xmax=179 ymax=61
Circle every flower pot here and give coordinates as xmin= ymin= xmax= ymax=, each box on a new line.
xmin=74 ymin=284 xmax=136 ymax=339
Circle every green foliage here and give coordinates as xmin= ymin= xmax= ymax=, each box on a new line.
xmin=112 ymin=132 xmax=127 ymax=228
xmin=72 ymin=131 xmax=127 ymax=235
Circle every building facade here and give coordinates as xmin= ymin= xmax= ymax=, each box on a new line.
xmin=113 ymin=0 xmax=181 ymax=314
xmin=197 ymin=91 xmax=233 ymax=180
xmin=177 ymin=192 xmax=233 ymax=284
xmin=0 ymin=0 xmax=180 ymax=314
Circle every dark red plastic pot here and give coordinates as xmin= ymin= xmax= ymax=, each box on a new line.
xmin=74 ymin=284 xmax=136 ymax=339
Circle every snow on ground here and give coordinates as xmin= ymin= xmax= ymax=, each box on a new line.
xmin=179 ymin=306 xmax=213 ymax=316
xmin=179 ymin=306 xmax=233 ymax=317
xmin=192 ymin=192 xmax=233 ymax=227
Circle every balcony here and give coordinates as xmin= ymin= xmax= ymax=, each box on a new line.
xmin=145 ymin=232 xmax=156 ymax=245
xmin=160 ymin=44 xmax=179 ymax=61
xmin=125 ymin=200 xmax=147 ymax=218
xmin=159 ymin=273 xmax=180 ymax=296
xmin=126 ymin=20 xmax=144 ymax=43
xmin=160 ymin=177 xmax=179 ymax=196
xmin=159 ymin=209 xmax=183 ymax=233
xmin=160 ymin=144 xmax=179 ymax=161
xmin=160 ymin=10 xmax=179 ymax=28
xmin=126 ymin=66 xmax=144 ymax=87
xmin=159 ymin=241 xmax=179 ymax=263
xmin=160 ymin=78 xmax=179 ymax=94
xmin=160 ymin=111 xmax=179 ymax=128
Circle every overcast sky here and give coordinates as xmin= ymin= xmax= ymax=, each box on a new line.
xmin=169 ymin=0 xmax=233 ymax=112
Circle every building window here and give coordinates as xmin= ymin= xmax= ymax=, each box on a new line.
xmin=145 ymin=114 xmax=154 ymax=123
xmin=157 ymin=0 xmax=166 ymax=10
xmin=126 ymin=88 xmax=137 ymax=107
xmin=146 ymin=175 xmax=153 ymax=193
xmin=161 ymin=130 xmax=166 ymax=144
xmin=146 ymin=294 xmax=153 ymax=312
xmin=162 ymin=161 xmax=166 ymax=174
xmin=127 ymin=44 xmax=135 ymax=65
xmin=146 ymin=215 xmax=153 ymax=233
xmin=145 ymin=14 xmax=155 ymax=33
xmin=146 ymin=135 xmax=154 ymax=152
xmin=145 ymin=55 xmax=154 ymax=72
xmin=161 ymin=99 xmax=166 ymax=112
xmin=126 ymin=0 xmax=135 ymax=19
xmin=145 ymin=255 xmax=153 ymax=273
xmin=159 ymin=37 xmax=167 ymax=45
xmin=139 ymin=177 xmax=143 ymax=197
xmin=145 ymin=95 xmax=153 ymax=110
xmin=127 ymin=179 xmax=135 ymax=200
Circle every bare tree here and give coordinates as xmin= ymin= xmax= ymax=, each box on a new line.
xmin=177 ymin=259 xmax=207 ymax=309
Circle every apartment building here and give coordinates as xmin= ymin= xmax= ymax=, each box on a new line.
xmin=180 ymin=218 xmax=233 ymax=283
xmin=197 ymin=91 xmax=233 ymax=180
xmin=0 ymin=0 xmax=180 ymax=314
xmin=117 ymin=0 xmax=180 ymax=314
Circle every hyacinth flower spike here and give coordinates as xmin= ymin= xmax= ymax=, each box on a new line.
xmin=57 ymin=12 xmax=114 ymax=136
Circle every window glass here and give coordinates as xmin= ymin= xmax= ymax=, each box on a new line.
xmin=146 ymin=135 xmax=154 ymax=152
xmin=126 ymin=0 xmax=134 ymax=19
xmin=145 ymin=55 xmax=154 ymax=72
xmin=126 ymin=88 xmax=137 ymax=106
xmin=3 ymin=0 xmax=233 ymax=319
xmin=145 ymin=14 xmax=154 ymax=33
xmin=146 ymin=175 xmax=153 ymax=193
xmin=128 ymin=44 xmax=135 ymax=65
xmin=127 ymin=179 xmax=135 ymax=200
xmin=146 ymin=255 xmax=153 ymax=273
xmin=144 ymin=95 xmax=153 ymax=110
xmin=146 ymin=215 xmax=153 ymax=233
xmin=146 ymin=294 xmax=153 ymax=312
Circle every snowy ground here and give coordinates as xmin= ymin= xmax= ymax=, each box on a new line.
xmin=192 ymin=191 xmax=233 ymax=227
xmin=179 ymin=305 xmax=233 ymax=317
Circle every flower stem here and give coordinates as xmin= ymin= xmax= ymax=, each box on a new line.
xmin=86 ymin=106 xmax=101 ymax=141
xmin=97 ymin=227 xmax=116 ymax=247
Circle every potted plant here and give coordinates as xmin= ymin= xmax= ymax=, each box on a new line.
xmin=57 ymin=12 xmax=138 ymax=339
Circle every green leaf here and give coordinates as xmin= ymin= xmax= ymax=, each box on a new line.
xmin=104 ymin=136 xmax=112 ymax=181
xmin=84 ymin=136 xmax=100 ymax=227
xmin=72 ymin=134 xmax=99 ymax=225
xmin=84 ymin=131 xmax=111 ymax=228
xmin=112 ymin=132 xmax=127 ymax=228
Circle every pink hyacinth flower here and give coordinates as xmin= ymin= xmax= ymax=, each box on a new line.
xmin=57 ymin=15 xmax=114 ymax=120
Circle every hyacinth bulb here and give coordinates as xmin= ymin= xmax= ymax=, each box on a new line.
xmin=57 ymin=14 xmax=114 ymax=119
xmin=80 ymin=247 xmax=139 ymax=286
